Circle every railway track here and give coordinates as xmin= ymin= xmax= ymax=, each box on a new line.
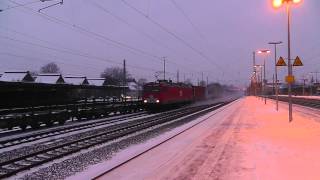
xmin=269 ymin=96 xmax=320 ymax=109
xmin=0 ymin=112 xmax=148 ymax=149
xmin=0 ymin=102 xmax=228 ymax=178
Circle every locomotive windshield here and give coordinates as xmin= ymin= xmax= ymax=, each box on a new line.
xmin=143 ymin=85 xmax=161 ymax=92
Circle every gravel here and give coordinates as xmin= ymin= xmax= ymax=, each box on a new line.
xmin=0 ymin=116 xmax=147 ymax=164
xmin=20 ymin=111 xmax=208 ymax=180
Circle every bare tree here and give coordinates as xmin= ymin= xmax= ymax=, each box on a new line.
xmin=100 ymin=67 xmax=132 ymax=85
xmin=40 ymin=62 xmax=61 ymax=74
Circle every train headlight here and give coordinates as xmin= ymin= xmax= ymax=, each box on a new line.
xmin=143 ymin=100 xmax=147 ymax=103
xmin=156 ymin=99 xmax=160 ymax=103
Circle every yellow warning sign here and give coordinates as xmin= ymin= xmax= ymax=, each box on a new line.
xmin=293 ymin=56 xmax=303 ymax=66
xmin=276 ymin=57 xmax=287 ymax=66
xmin=285 ymin=75 xmax=295 ymax=84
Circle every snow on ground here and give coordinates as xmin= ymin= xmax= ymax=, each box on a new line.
xmin=68 ymin=100 xmax=238 ymax=180
xmin=93 ymin=96 xmax=320 ymax=180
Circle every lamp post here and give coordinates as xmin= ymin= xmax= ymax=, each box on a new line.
xmin=257 ymin=50 xmax=271 ymax=104
xmin=273 ymin=0 xmax=302 ymax=122
xmin=269 ymin=41 xmax=283 ymax=111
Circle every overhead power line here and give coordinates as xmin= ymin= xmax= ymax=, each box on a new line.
xmin=7 ymin=0 xmax=162 ymax=62
xmin=0 ymin=52 xmax=103 ymax=72
xmin=4 ymin=0 xmax=205 ymax=77
xmin=86 ymin=0 xmax=202 ymax=74
xmin=6 ymin=0 xmax=207 ymax=76
xmin=170 ymin=0 xmax=209 ymax=46
xmin=0 ymin=0 xmax=40 ymax=12
xmin=121 ymin=0 xmax=223 ymax=72
xmin=0 ymin=35 xmax=171 ymax=74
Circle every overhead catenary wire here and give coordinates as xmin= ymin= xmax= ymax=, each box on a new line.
xmin=86 ymin=0 xmax=202 ymax=74
xmin=0 ymin=35 xmax=175 ymax=75
xmin=121 ymin=0 xmax=223 ymax=72
xmin=169 ymin=0 xmax=210 ymax=48
xmin=6 ymin=0 xmax=184 ymax=77
xmin=0 ymin=52 xmax=104 ymax=73
xmin=5 ymin=0 xmax=206 ymax=77
xmin=2 ymin=1 xmax=172 ymax=73
xmin=4 ymin=0 xmax=208 ymax=80
xmin=6 ymin=0 xmax=163 ymax=62
xmin=0 ymin=0 xmax=41 ymax=12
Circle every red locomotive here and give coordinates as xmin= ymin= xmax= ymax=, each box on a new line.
xmin=142 ymin=80 xmax=206 ymax=110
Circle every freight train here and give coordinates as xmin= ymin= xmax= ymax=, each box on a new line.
xmin=142 ymin=80 xmax=206 ymax=110
xmin=0 ymin=81 xmax=143 ymax=130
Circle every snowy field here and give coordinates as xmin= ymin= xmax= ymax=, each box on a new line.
xmin=92 ymin=96 xmax=320 ymax=180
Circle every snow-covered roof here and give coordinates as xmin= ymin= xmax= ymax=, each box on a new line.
xmin=64 ymin=76 xmax=89 ymax=85
xmin=87 ymin=78 xmax=107 ymax=86
xmin=128 ymin=82 xmax=138 ymax=91
xmin=35 ymin=74 xmax=65 ymax=84
xmin=0 ymin=71 xmax=34 ymax=82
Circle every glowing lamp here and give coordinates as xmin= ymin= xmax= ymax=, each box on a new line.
xmin=273 ymin=0 xmax=302 ymax=8
xmin=273 ymin=0 xmax=283 ymax=8
xmin=292 ymin=0 xmax=302 ymax=4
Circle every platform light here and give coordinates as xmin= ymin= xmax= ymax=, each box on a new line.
xmin=272 ymin=0 xmax=302 ymax=9
xmin=272 ymin=0 xmax=303 ymax=122
xmin=143 ymin=100 xmax=147 ymax=103
xmin=257 ymin=50 xmax=271 ymax=54
xmin=156 ymin=99 xmax=160 ymax=103
xmin=292 ymin=0 xmax=302 ymax=4
xmin=273 ymin=0 xmax=283 ymax=8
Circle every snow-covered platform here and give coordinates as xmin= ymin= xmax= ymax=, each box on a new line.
xmin=89 ymin=97 xmax=320 ymax=180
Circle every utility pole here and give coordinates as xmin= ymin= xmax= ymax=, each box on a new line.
xmin=310 ymin=72 xmax=320 ymax=83
xmin=253 ymin=51 xmax=257 ymax=96
xmin=163 ymin=57 xmax=166 ymax=80
xmin=263 ymin=60 xmax=266 ymax=104
xmin=269 ymin=41 xmax=282 ymax=111
xmin=253 ymin=51 xmax=256 ymax=72
xmin=206 ymin=76 xmax=209 ymax=87
xmin=177 ymin=70 xmax=179 ymax=83
xmin=201 ymin=72 xmax=204 ymax=86
xmin=310 ymin=72 xmax=320 ymax=96
xmin=273 ymin=74 xmax=275 ymax=94
xmin=287 ymin=5 xmax=293 ymax=122
xmin=301 ymin=78 xmax=307 ymax=96
xmin=123 ymin=59 xmax=126 ymax=103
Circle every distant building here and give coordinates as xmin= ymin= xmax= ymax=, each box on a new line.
xmin=87 ymin=78 xmax=107 ymax=86
xmin=0 ymin=71 xmax=34 ymax=82
xmin=35 ymin=74 xmax=65 ymax=84
xmin=64 ymin=76 xmax=89 ymax=85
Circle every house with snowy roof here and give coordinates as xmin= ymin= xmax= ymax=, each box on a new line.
xmin=87 ymin=78 xmax=107 ymax=86
xmin=64 ymin=76 xmax=89 ymax=85
xmin=35 ymin=74 xmax=65 ymax=84
xmin=0 ymin=71 xmax=34 ymax=82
